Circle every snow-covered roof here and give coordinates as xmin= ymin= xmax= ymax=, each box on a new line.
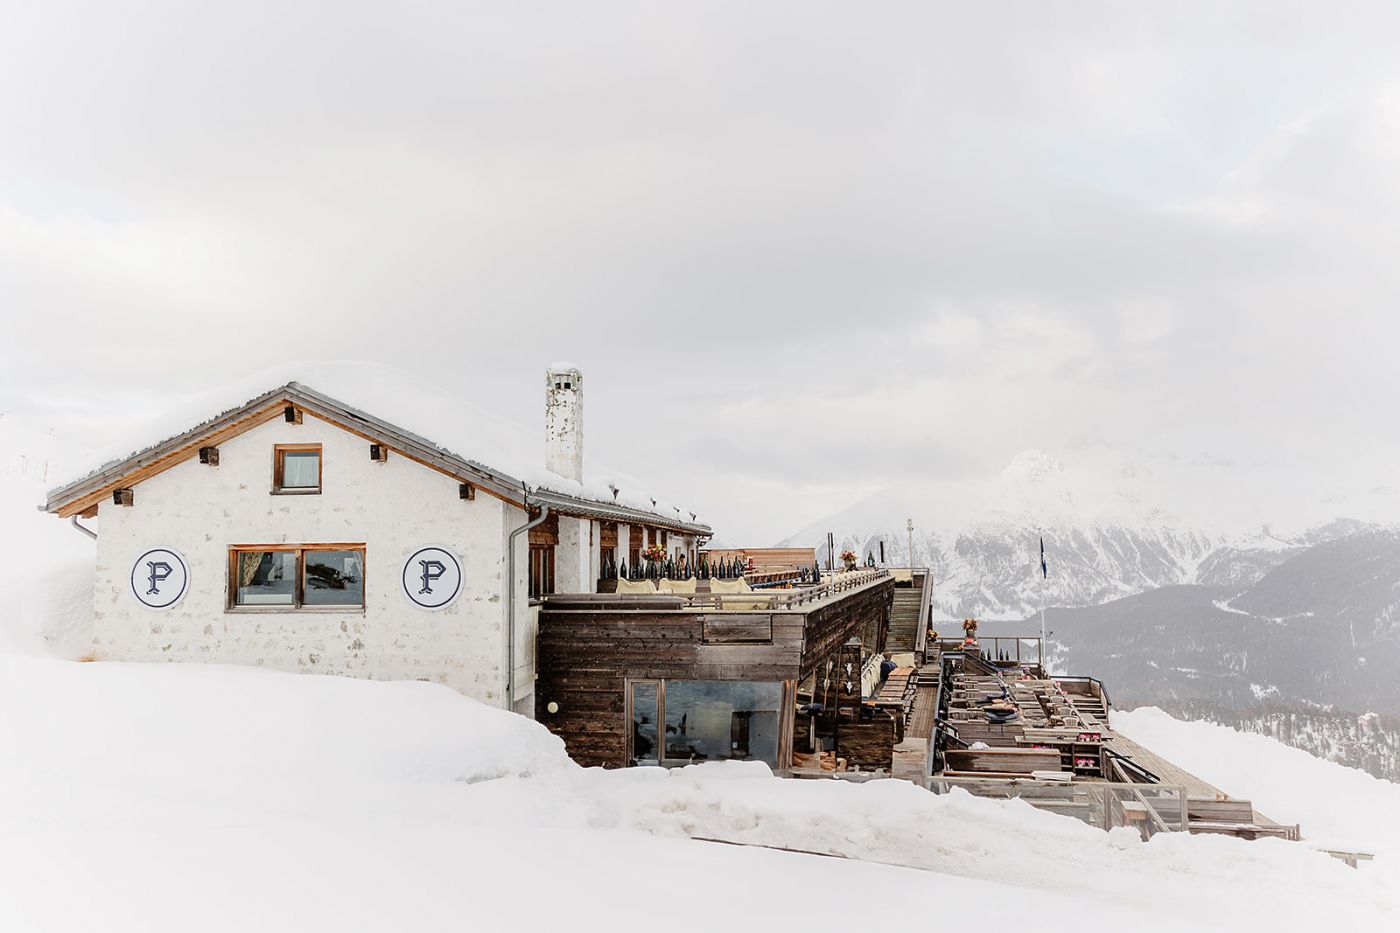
xmin=44 ymin=361 xmax=710 ymax=534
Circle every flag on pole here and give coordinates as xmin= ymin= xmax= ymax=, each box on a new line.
xmin=1039 ymin=536 xmax=1048 ymax=579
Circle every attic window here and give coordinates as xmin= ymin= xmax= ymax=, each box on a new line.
xmin=273 ymin=444 xmax=322 ymax=494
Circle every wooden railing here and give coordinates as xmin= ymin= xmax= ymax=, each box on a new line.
xmin=929 ymin=777 xmax=1190 ymax=838
xmin=924 ymin=651 xmax=953 ymax=781
xmin=544 ymin=569 xmax=891 ymax=614
xmin=911 ymin=568 xmax=933 ymax=657
xmin=938 ymin=636 xmax=1044 ymax=674
xmin=687 ymin=568 xmax=890 ymax=611
xmin=1054 ymin=674 xmax=1113 ymax=711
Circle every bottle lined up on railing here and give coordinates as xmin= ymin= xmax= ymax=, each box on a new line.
xmin=603 ymin=554 xmax=826 ymax=583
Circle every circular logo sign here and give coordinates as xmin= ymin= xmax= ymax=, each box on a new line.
xmin=401 ymin=546 xmax=463 ymax=611
xmin=130 ymin=547 xmax=189 ymax=610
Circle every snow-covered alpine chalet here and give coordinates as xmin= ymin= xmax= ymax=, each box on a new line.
xmin=42 ymin=363 xmax=710 ymax=714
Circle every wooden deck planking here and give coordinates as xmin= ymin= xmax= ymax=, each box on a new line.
xmin=905 ymin=661 xmax=942 ymax=740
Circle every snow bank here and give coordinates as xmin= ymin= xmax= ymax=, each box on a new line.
xmin=0 ymin=657 xmax=1396 ymax=931
xmin=0 ymin=417 xmax=94 ymax=658
xmin=0 ymin=655 xmax=571 ymax=806
xmin=567 ymin=760 xmax=1396 ymax=926
xmin=1113 ymin=706 xmax=1400 ymax=859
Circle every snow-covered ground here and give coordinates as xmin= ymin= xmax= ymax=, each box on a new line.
xmin=2 ymin=418 xmax=1397 ymax=931
xmin=0 ymin=653 xmax=1395 ymax=931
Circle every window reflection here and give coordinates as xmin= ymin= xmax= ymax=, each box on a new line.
xmin=630 ymin=682 xmax=658 ymax=765
xmin=304 ymin=550 xmax=364 ymax=606
xmin=236 ymin=551 xmax=297 ymax=605
xmin=661 ymin=681 xmax=782 ymax=767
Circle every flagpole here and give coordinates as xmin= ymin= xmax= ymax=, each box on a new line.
xmin=1040 ymin=563 xmax=1047 ymax=677
xmin=1038 ymin=533 xmax=1048 ymax=677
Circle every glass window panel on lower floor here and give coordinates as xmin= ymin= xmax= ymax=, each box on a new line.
xmin=303 ymin=550 xmax=364 ymax=606
xmin=280 ymin=450 xmax=320 ymax=489
xmin=235 ymin=551 xmax=297 ymax=605
xmin=629 ymin=682 xmax=659 ymax=766
xmin=662 ymin=681 xmax=783 ymax=767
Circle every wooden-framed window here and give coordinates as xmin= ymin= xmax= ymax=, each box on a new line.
xmin=626 ymin=679 xmax=785 ymax=768
xmin=599 ymin=521 xmax=619 ymax=578
xmin=273 ymin=444 xmax=322 ymax=494
xmin=528 ymin=512 xmax=559 ymax=599
xmin=228 ymin=544 xmax=364 ymax=610
xmin=628 ymin=525 xmax=643 ymax=569
xmin=529 ymin=545 xmax=555 ymax=599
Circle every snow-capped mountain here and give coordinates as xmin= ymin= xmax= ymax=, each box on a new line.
xmin=777 ymin=448 xmax=1223 ymax=618
xmin=777 ymin=448 xmax=1398 ymax=621
xmin=1033 ymin=527 xmax=1400 ymax=716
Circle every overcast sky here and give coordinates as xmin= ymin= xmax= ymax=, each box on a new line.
xmin=4 ymin=2 xmax=1400 ymax=543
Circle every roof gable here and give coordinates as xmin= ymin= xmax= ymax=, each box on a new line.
xmin=44 ymin=365 xmax=711 ymax=535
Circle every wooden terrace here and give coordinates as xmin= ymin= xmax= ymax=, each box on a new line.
xmin=918 ymin=636 xmax=1301 ymax=841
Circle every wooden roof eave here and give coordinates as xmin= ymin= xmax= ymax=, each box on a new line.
xmin=530 ymin=489 xmax=712 ymax=537
xmin=43 ymin=381 xmax=711 ymax=530
xmin=45 ymin=384 xmax=532 ymax=518
xmin=284 ymin=384 xmax=527 ymax=507
xmin=47 ymin=388 xmax=293 ymax=518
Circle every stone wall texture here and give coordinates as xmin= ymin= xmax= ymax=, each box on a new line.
xmin=92 ymin=413 xmax=524 ymax=706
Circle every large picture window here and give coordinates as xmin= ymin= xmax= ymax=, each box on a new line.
xmin=627 ymin=680 xmax=783 ymax=768
xmin=229 ymin=545 xmax=364 ymax=609
xmin=273 ymin=444 xmax=322 ymax=494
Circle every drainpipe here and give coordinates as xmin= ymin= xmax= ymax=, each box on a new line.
xmin=70 ymin=516 xmax=97 ymax=540
xmin=504 ymin=488 xmax=550 ymax=711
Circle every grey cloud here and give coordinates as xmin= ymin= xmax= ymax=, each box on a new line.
xmin=4 ymin=2 xmax=1400 ymax=543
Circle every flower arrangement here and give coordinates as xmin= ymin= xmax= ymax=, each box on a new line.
xmin=839 ymin=549 xmax=857 ymax=563
xmin=643 ymin=544 xmax=669 ymax=563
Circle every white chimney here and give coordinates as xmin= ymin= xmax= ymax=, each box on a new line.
xmin=545 ymin=364 xmax=583 ymax=483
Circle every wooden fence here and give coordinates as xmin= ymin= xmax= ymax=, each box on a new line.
xmin=929 ymin=776 xmax=1190 ymax=838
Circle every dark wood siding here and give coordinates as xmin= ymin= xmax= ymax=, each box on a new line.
xmin=536 ymin=578 xmax=895 ymax=769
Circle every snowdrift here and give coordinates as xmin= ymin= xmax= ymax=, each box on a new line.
xmin=1 ymin=654 xmax=1396 ymax=932
xmin=0 ymin=417 xmax=94 ymax=658
xmin=1114 ymin=706 xmax=1400 ymax=859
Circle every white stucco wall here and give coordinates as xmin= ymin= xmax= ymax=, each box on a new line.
xmin=588 ymin=520 xmax=602 ymax=586
xmin=617 ymin=521 xmax=633 ymax=574
xmin=508 ymin=513 xmax=535 ymax=714
xmin=91 ymin=414 xmax=527 ymax=706
xmin=554 ymin=515 xmax=591 ymax=595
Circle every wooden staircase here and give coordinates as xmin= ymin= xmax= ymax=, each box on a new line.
xmin=1068 ymin=693 xmax=1110 ymax=726
xmin=887 ymin=584 xmax=924 ymax=652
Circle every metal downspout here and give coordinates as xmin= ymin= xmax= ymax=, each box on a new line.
xmin=504 ymin=491 xmax=549 ymax=711
xmin=70 ymin=516 xmax=97 ymax=540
